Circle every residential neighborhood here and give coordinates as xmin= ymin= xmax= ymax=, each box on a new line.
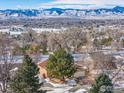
xmin=0 ymin=0 xmax=124 ymax=93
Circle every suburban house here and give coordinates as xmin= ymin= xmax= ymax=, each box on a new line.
xmin=37 ymin=52 xmax=118 ymax=79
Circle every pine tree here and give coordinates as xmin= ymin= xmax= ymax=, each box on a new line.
xmin=46 ymin=48 xmax=76 ymax=81
xmin=90 ymin=73 xmax=113 ymax=93
xmin=10 ymin=55 xmax=45 ymax=93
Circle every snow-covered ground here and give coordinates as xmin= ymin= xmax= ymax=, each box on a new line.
xmin=47 ymin=87 xmax=72 ymax=93
xmin=32 ymin=28 xmax=67 ymax=33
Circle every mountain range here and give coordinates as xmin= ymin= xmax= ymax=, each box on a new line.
xmin=0 ymin=6 xmax=124 ymax=18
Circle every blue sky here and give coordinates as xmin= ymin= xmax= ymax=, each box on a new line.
xmin=1 ymin=0 xmax=124 ymax=9
xmin=0 ymin=0 xmax=53 ymax=9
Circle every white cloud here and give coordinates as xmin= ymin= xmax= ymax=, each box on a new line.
xmin=40 ymin=0 xmax=124 ymax=9
xmin=16 ymin=5 xmax=21 ymax=8
xmin=51 ymin=0 xmax=124 ymax=5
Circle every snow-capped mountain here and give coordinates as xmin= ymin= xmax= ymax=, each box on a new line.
xmin=0 ymin=6 xmax=124 ymax=18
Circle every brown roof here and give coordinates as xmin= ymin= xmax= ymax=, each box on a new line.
xmin=38 ymin=60 xmax=48 ymax=68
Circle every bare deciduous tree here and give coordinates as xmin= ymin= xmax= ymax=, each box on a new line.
xmin=0 ymin=34 xmax=14 ymax=93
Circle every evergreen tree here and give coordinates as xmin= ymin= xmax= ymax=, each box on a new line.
xmin=46 ymin=48 xmax=76 ymax=81
xmin=10 ymin=55 xmax=45 ymax=93
xmin=90 ymin=73 xmax=113 ymax=93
